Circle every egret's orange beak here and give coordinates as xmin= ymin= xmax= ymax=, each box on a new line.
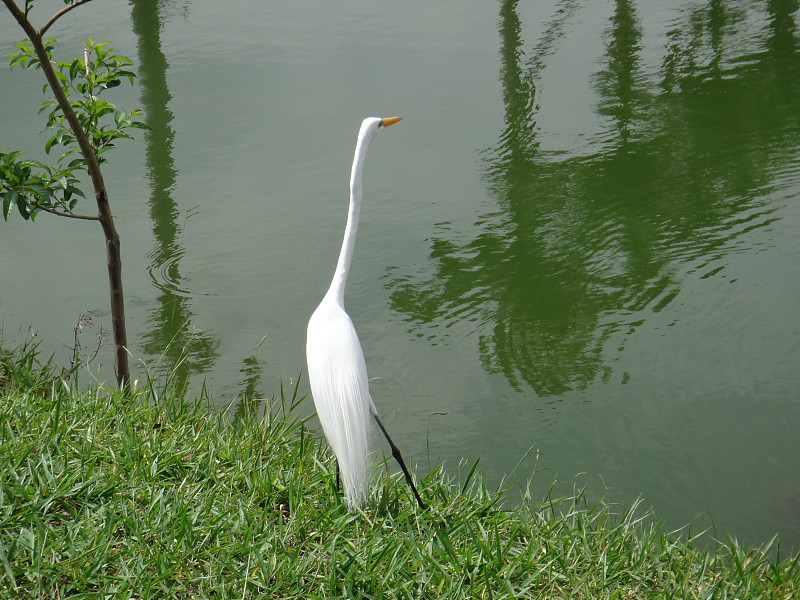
xmin=380 ymin=116 xmax=402 ymax=127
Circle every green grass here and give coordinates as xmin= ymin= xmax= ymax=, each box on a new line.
xmin=1 ymin=343 xmax=798 ymax=599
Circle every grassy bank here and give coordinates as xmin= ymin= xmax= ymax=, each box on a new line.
xmin=1 ymin=344 xmax=798 ymax=599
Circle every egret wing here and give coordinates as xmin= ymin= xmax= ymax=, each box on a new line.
xmin=306 ymin=300 xmax=372 ymax=508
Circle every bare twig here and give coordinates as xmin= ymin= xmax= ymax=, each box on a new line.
xmin=71 ymin=310 xmax=91 ymax=369
xmin=31 ymin=203 xmax=99 ymax=221
xmin=39 ymin=0 xmax=94 ymax=36
xmin=70 ymin=310 xmax=104 ymax=372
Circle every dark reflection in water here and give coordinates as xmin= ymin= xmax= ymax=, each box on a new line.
xmin=231 ymin=353 xmax=264 ymax=421
xmin=131 ymin=0 xmax=219 ymax=391
xmin=388 ymin=0 xmax=799 ymax=396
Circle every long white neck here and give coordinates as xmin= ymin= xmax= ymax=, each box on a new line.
xmin=326 ymin=125 xmax=376 ymax=305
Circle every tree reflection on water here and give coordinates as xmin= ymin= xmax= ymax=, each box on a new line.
xmin=132 ymin=0 xmax=219 ymax=392
xmin=387 ymin=0 xmax=799 ymax=396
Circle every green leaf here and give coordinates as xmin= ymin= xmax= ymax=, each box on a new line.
xmin=43 ymin=38 xmax=57 ymax=57
xmin=109 ymin=55 xmax=133 ymax=66
xmin=15 ymin=191 xmax=31 ymax=220
xmin=57 ymin=150 xmax=76 ymax=164
xmin=9 ymin=51 xmax=25 ymax=70
xmin=12 ymin=162 xmax=29 ymax=182
xmin=435 ymin=524 xmax=459 ymax=564
xmin=65 ymin=185 xmax=85 ymax=199
xmin=46 ymin=129 xmax=70 ymax=154
xmin=69 ymin=58 xmax=82 ymax=80
xmin=38 ymin=98 xmax=57 ymax=114
xmin=9 ymin=41 xmax=36 ymax=71
xmin=0 ymin=537 xmax=16 ymax=589
xmin=461 ymin=458 xmax=481 ymax=495
xmin=27 ymin=184 xmax=50 ymax=203
xmin=19 ymin=159 xmax=45 ymax=168
xmin=95 ymin=104 xmax=115 ymax=119
xmin=5 ymin=150 xmax=25 ymax=163
xmin=118 ymin=70 xmax=136 ymax=84
xmin=19 ymin=159 xmax=50 ymax=176
xmin=2 ymin=191 xmax=15 ymax=221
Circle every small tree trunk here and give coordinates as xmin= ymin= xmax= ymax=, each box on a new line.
xmin=4 ymin=0 xmax=131 ymax=389
xmin=98 ymin=194 xmax=131 ymax=390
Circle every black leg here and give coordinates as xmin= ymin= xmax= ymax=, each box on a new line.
xmin=372 ymin=414 xmax=426 ymax=510
xmin=336 ymin=459 xmax=341 ymax=492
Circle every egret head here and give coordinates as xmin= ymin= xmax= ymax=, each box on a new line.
xmin=360 ymin=116 xmax=402 ymax=139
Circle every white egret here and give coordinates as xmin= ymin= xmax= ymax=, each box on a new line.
xmin=306 ymin=116 xmax=425 ymax=510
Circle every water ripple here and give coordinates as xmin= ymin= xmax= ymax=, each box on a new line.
xmin=147 ymin=247 xmax=192 ymax=297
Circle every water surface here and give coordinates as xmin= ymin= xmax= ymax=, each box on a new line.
xmin=1 ymin=0 xmax=799 ymax=549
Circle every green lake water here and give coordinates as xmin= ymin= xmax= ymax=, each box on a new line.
xmin=2 ymin=0 xmax=799 ymax=549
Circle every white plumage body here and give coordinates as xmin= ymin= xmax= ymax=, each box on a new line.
xmin=307 ymin=296 xmax=373 ymax=508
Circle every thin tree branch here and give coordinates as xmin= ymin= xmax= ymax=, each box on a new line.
xmin=40 ymin=0 xmax=94 ymax=36
xmin=32 ymin=202 xmax=99 ymax=221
